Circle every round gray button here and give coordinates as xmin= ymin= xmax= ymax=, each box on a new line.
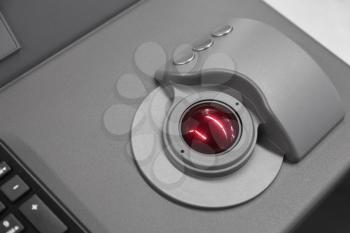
xmin=192 ymin=38 xmax=214 ymax=52
xmin=173 ymin=50 xmax=195 ymax=65
xmin=212 ymin=25 xmax=233 ymax=37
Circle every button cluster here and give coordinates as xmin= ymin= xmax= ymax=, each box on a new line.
xmin=0 ymin=161 xmax=30 ymax=233
xmin=0 ymin=161 xmax=67 ymax=233
xmin=173 ymin=25 xmax=233 ymax=65
xmin=0 ymin=142 xmax=88 ymax=233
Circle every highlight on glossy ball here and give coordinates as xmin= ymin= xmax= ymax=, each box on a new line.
xmin=180 ymin=102 xmax=240 ymax=155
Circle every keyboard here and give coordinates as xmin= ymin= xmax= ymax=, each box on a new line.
xmin=0 ymin=140 xmax=89 ymax=233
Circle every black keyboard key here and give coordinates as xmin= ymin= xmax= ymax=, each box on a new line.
xmin=0 ymin=162 xmax=11 ymax=179
xmin=0 ymin=214 xmax=24 ymax=233
xmin=20 ymin=195 xmax=67 ymax=233
xmin=0 ymin=202 xmax=5 ymax=214
xmin=1 ymin=176 xmax=29 ymax=202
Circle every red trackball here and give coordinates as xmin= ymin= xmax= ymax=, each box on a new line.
xmin=181 ymin=102 xmax=240 ymax=155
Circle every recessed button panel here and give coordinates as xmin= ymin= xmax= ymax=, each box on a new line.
xmin=211 ymin=25 xmax=233 ymax=37
xmin=192 ymin=38 xmax=214 ymax=52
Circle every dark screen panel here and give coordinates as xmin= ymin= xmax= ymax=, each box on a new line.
xmin=0 ymin=0 xmax=141 ymax=87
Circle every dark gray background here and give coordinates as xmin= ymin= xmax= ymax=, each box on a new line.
xmin=0 ymin=0 xmax=140 ymax=86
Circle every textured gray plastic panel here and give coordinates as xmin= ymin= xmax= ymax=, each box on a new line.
xmin=0 ymin=0 xmax=141 ymax=86
xmin=0 ymin=0 xmax=349 ymax=233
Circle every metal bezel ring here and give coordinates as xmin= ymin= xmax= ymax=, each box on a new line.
xmin=163 ymin=91 xmax=257 ymax=178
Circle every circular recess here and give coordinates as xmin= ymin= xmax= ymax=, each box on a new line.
xmin=181 ymin=102 xmax=240 ymax=155
xmin=131 ymin=87 xmax=284 ymax=208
